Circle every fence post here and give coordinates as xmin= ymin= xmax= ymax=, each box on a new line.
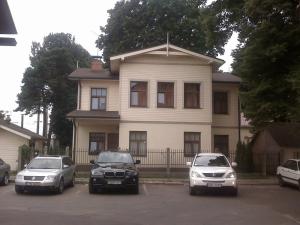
xmin=166 ymin=148 xmax=170 ymax=178
xmin=65 ymin=146 xmax=70 ymax=156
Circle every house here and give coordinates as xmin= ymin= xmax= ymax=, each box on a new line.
xmin=0 ymin=119 xmax=45 ymax=170
xmin=251 ymin=123 xmax=300 ymax=174
xmin=0 ymin=0 xmax=17 ymax=46
xmin=67 ymin=44 xmax=242 ymax=166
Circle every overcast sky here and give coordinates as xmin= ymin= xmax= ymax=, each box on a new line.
xmin=0 ymin=0 xmax=238 ymax=134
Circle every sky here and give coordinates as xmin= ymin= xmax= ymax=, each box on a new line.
xmin=0 ymin=0 xmax=238 ymax=134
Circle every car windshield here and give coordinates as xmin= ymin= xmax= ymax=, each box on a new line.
xmin=193 ymin=155 xmax=229 ymax=167
xmin=27 ymin=158 xmax=61 ymax=169
xmin=97 ymin=152 xmax=134 ymax=164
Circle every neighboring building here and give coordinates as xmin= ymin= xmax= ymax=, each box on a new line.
xmin=67 ymin=44 xmax=242 ymax=165
xmin=0 ymin=119 xmax=45 ymax=170
xmin=0 ymin=0 xmax=17 ymax=46
xmin=252 ymin=123 xmax=300 ymax=174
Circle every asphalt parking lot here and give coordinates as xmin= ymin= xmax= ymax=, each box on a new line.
xmin=0 ymin=183 xmax=300 ymax=225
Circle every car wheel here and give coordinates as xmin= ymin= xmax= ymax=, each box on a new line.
xmin=56 ymin=179 xmax=64 ymax=194
xmin=131 ymin=184 xmax=139 ymax=194
xmin=1 ymin=173 xmax=9 ymax=186
xmin=15 ymin=185 xmax=24 ymax=194
xmin=70 ymin=174 xmax=75 ymax=187
xmin=278 ymin=175 xmax=285 ymax=187
xmin=231 ymin=188 xmax=238 ymax=196
xmin=189 ymin=185 xmax=196 ymax=196
xmin=89 ymin=182 xmax=96 ymax=194
xmin=298 ymin=180 xmax=300 ymax=191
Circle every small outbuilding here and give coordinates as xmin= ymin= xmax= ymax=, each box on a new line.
xmin=251 ymin=123 xmax=300 ymax=174
xmin=0 ymin=119 xmax=45 ymax=170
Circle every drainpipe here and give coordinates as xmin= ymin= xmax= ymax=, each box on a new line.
xmin=238 ymin=97 xmax=241 ymax=143
xmin=72 ymin=119 xmax=77 ymax=162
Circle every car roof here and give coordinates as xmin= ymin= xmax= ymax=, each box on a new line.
xmin=195 ymin=153 xmax=226 ymax=157
xmin=34 ymin=155 xmax=69 ymax=159
xmin=286 ymin=159 xmax=300 ymax=162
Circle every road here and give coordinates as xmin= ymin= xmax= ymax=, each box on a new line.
xmin=0 ymin=183 xmax=300 ymax=225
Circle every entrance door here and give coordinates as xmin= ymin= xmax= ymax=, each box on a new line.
xmin=107 ymin=133 xmax=119 ymax=150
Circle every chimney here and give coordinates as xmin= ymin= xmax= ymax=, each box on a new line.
xmin=91 ymin=58 xmax=103 ymax=72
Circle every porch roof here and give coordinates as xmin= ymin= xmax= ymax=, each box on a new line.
xmin=67 ymin=110 xmax=120 ymax=120
xmin=212 ymin=72 xmax=241 ymax=84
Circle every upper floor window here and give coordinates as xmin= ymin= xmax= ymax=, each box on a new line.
xmin=184 ymin=132 xmax=201 ymax=157
xmin=184 ymin=83 xmax=200 ymax=108
xmin=157 ymin=82 xmax=174 ymax=108
xmin=91 ymin=88 xmax=107 ymax=110
xmin=213 ymin=92 xmax=228 ymax=114
xmin=130 ymin=81 xmax=147 ymax=107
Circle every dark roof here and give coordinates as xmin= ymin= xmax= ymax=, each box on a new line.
xmin=67 ymin=110 xmax=120 ymax=119
xmin=212 ymin=72 xmax=241 ymax=84
xmin=266 ymin=123 xmax=300 ymax=148
xmin=0 ymin=119 xmax=45 ymax=140
xmin=68 ymin=68 xmax=119 ymax=80
xmin=0 ymin=0 xmax=17 ymax=46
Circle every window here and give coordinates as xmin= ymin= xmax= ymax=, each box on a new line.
xmin=214 ymin=135 xmax=229 ymax=156
xmin=130 ymin=81 xmax=147 ymax=107
xmin=157 ymin=82 xmax=174 ymax=108
xmin=184 ymin=132 xmax=201 ymax=157
xmin=129 ymin=131 xmax=147 ymax=156
xmin=284 ymin=160 xmax=298 ymax=171
xmin=91 ymin=88 xmax=107 ymax=110
xmin=184 ymin=83 xmax=200 ymax=108
xmin=89 ymin=133 xmax=105 ymax=155
xmin=213 ymin=92 xmax=228 ymax=114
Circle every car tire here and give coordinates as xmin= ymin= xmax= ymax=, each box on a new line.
xmin=70 ymin=174 xmax=75 ymax=187
xmin=56 ymin=179 xmax=64 ymax=194
xmin=189 ymin=185 xmax=196 ymax=196
xmin=0 ymin=173 xmax=9 ymax=186
xmin=89 ymin=182 xmax=96 ymax=194
xmin=15 ymin=185 xmax=24 ymax=194
xmin=298 ymin=180 xmax=300 ymax=191
xmin=231 ymin=188 xmax=238 ymax=196
xmin=278 ymin=175 xmax=285 ymax=187
xmin=131 ymin=184 xmax=139 ymax=194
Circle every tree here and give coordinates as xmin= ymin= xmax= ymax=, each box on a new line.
xmin=0 ymin=110 xmax=11 ymax=122
xmin=96 ymin=0 xmax=233 ymax=64
xmin=16 ymin=33 xmax=91 ymax=147
xmin=210 ymin=0 xmax=300 ymax=129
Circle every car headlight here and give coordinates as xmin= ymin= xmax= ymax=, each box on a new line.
xmin=226 ymin=172 xmax=236 ymax=179
xmin=16 ymin=175 xmax=23 ymax=180
xmin=45 ymin=175 xmax=57 ymax=181
xmin=126 ymin=171 xmax=137 ymax=176
xmin=191 ymin=171 xmax=203 ymax=178
xmin=91 ymin=170 xmax=104 ymax=176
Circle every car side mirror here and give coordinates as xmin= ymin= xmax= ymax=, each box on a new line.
xmin=135 ymin=160 xmax=141 ymax=165
xmin=231 ymin=162 xmax=238 ymax=167
xmin=186 ymin=162 xmax=192 ymax=167
xmin=63 ymin=164 xmax=69 ymax=169
xmin=90 ymin=160 xmax=95 ymax=164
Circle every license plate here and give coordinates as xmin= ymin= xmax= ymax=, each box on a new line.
xmin=107 ymin=180 xmax=122 ymax=185
xmin=26 ymin=182 xmax=40 ymax=186
xmin=207 ymin=182 xmax=222 ymax=188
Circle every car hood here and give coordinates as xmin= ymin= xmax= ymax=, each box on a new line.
xmin=191 ymin=166 xmax=234 ymax=174
xmin=92 ymin=163 xmax=136 ymax=172
xmin=17 ymin=169 xmax=60 ymax=176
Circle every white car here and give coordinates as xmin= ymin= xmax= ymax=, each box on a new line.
xmin=187 ymin=153 xmax=238 ymax=196
xmin=277 ymin=159 xmax=300 ymax=190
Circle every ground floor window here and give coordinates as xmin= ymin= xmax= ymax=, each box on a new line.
xmin=129 ymin=131 xmax=147 ymax=156
xmin=214 ymin=135 xmax=229 ymax=156
xmin=184 ymin=132 xmax=201 ymax=157
xmin=89 ymin=133 xmax=105 ymax=155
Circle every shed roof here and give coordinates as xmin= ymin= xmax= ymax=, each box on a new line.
xmin=0 ymin=119 xmax=45 ymax=140
xmin=212 ymin=72 xmax=241 ymax=84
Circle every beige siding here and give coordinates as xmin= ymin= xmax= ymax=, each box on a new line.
xmin=212 ymin=83 xmax=239 ymax=127
xmin=119 ymin=60 xmax=212 ymax=123
xmin=80 ymin=80 xmax=119 ymax=111
xmin=0 ymin=129 xmax=29 ymax=170
xmin=212 ymin=127 xmax=239 ymax=155
xmin=119 ymin=122 xmax=211 ymax=151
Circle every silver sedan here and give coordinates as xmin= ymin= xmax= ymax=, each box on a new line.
xmin=15 ymin=155 xmax=76 ymax=194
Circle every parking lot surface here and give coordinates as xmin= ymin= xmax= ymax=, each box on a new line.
xmin=0 ymin=183 xmax=300 ymax=225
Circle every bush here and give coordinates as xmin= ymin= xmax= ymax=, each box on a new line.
xmin=235 ymin=141 xmax=253 ymax=173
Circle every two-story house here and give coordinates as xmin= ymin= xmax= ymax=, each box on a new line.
xmin=67 ymin=44 xmax=241 ymax=166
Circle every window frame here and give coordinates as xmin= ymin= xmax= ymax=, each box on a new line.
xmin=90 ymin=88 xmax=107 ymax=111
xmin=213 ymin=91 xmax=228 ymax=114
xmin=184 ymin=132 xmax=201 ymax=157
xmin=214 ymin=135 xmax=229 ymax=156
xmin=184 ymin=83 xmax=200 ymax=109
xmin=130 ymin=81 xmax=148 ymax=108
xmin=89 ymin=132 xmax=106 ymax=155
xmin=157 ymin=82 xmax=174 ymax=108
xmin=129 ymin=131 xmax=147 ymax=157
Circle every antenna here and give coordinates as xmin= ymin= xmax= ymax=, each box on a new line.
xmin=167 ymin=32 xmax=169 ymax=56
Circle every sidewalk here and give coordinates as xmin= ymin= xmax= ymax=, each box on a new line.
xmin=9 ymin=176 xmax=278 ymax=185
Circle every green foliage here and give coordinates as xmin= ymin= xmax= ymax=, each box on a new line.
xmin=235 ymin=141 xmax=253 ymax=173
xmin=211 ymin=0 xmax=300 ymax=129
xmin=96 ymin=0 xmax=233 ymax=64
xmin=16 ymin=33 xmax=91 ymax=147
xmin=0 ymin=110 xmax=11 ymax=122
xmin=19 ymin=144 xmax=33 ymax=165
